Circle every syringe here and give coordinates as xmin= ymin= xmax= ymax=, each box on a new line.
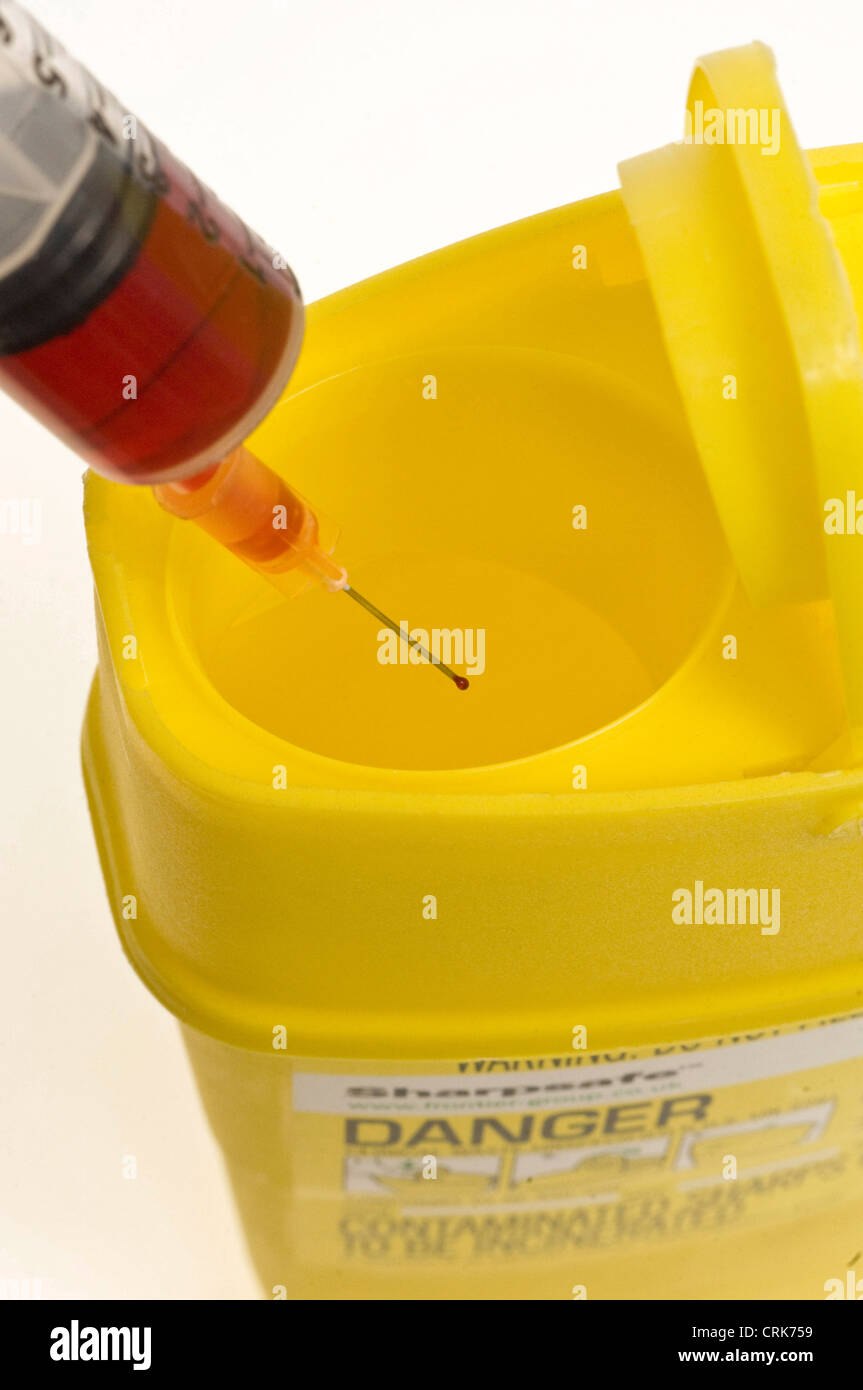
xmin=0 ymin=1 xmax=468 ymax=690
xmin=154 ymin=447 xmax=470 ymax=688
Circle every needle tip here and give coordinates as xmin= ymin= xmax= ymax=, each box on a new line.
xmin=344 ymin=584 xmax=470 ymax=692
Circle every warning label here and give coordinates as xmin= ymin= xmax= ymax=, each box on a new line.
xmin=288 ymin=1013 xmax=863 ymax=1270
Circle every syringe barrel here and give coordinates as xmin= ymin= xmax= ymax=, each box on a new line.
xmin=0 ymin=1 xmax=304 ymax=485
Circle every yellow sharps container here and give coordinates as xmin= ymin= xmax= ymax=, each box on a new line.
xmin=83 ymin=45 xmax=863 ymax=1299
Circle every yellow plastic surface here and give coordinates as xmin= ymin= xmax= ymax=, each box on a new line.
xmin=81 ymin=45 xmax=863 ymax=1299
xmin=619 ymin=43 xmax=863 ymax=759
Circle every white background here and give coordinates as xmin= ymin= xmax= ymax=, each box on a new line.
xmin=1 ymin=0 xmax=860 ymax=1300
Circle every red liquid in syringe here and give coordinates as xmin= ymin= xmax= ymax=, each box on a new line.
xmin=0 ymin=4 xmax=302 ymax=485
